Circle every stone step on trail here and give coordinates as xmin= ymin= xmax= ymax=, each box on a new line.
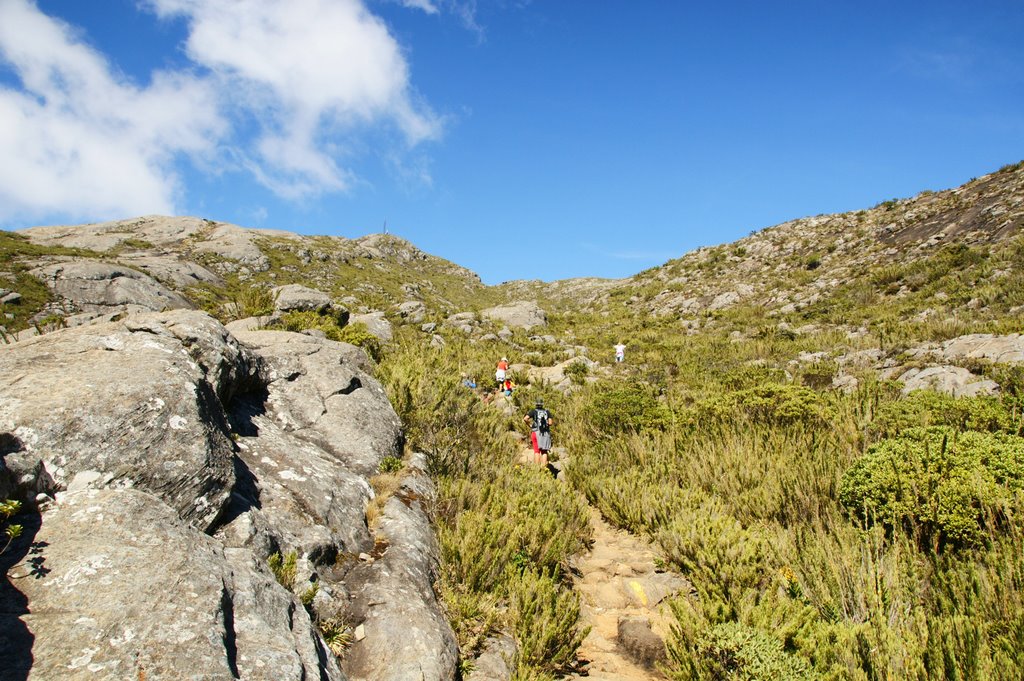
xmin=566 ymin=506 xmax=691 ymax=680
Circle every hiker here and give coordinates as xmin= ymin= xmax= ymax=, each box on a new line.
xmin=495 ymin=357 xmax=509 ymax=390
xmin=502 ymin=378 xmax=515 ymax=397
xmin=614 ymin=342 xmax=626 ymax=363
xmin=524 ymin=399 xmax=553 ymax=466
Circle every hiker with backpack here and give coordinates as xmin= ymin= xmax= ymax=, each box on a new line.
xmin=524 ymin=399 xmax=553 ymax=466
xmin=495 ymin=357 xmax=509 ymax=390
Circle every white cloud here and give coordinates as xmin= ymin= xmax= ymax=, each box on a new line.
xmin=145 ymin=0 xmax=443 ymax=197
xmin=0 ymin=0 xmax=442 ymax=224
xmin=0 ymin=0 xmax=224 ymax=223
xmin=398 ymin=0 xmax=440 ymax=14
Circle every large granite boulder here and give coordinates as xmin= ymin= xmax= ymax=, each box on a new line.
xmin=122 ymin=255 xmax=224 ymax=289
xmin=481 ymin=301 xmax=547 ymax=330
xmin=226 ymin=327 xmax=401 ymax=477
xmin=30 ymin=261 xmax=194 ymax=314
xmin=395 ymin=301 xmax=426 ymax=324
xmin=341 ymin=454 xmax=459 ymax=681
xmin=272 ymin=284 xmax=334 ymax=315
xmin=1 ymin=488 xmax=342 ymax=681
xmin=916 ymin=333 xmax=1024 ymax=365
xmin=349 ymin=311 xmax=393 ymax=342
xmin=897 ymin=365 xmax=999 ymax=397
xmin=0 ymin=310 xmax=262 ymax=531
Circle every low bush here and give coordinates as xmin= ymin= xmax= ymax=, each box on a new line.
xmin=693 ymin=384 xmax=835 ymax=428
xmin=583 ymin=380 xmax=671 ymax=435
xmin=690 ymin=621 xmax=816 ymax=680
xmin=507 ymin=569 xmax=589 ymax=674
xmin=871 ymin=391 xmax=1019 ymax=438
xmin=839 ymin=427 xmax=1024 ymax=547
xmin=563 ymin=360 xmax=589 ymax=386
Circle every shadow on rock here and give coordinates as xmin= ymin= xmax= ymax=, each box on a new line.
xmin=0 ymin=509 xmax=44 ymax=681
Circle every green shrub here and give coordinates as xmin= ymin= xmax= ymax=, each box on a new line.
xmin=378 ymin=455 xmax=403 ymax=474
xmin=694 ymin=384 xmax=834 ymax=428
xmin=233 ymin=284 xmax=277 ymax=318
xmin=657 ymin=507 xmax=769 ymax=616
xmin=679 ymin=621 xmax=816 ymax=681
xmin=507 ymin=569 xmax=589 ymax=674
xmin=871 ymin=391 xmax=1019 ymax=438
xmin=584 ymin=380 xmax=670 ymax=434
xmin=1 ymin=499 xmax=23 ymax=557
xmin=563 ymin=360 xmax=589 ymax=386
xmin=268 ymin=550 xmax=298 ymax=590
xmin=337 ymin=321 xmax=383 ymax=361
xmin=839 ymin=428 xmax=1024 ymax=547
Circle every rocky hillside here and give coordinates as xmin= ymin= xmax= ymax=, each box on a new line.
xmin=1 ymin=215 xmax=490 ymax=337
xmin=617 ymin=159 xmax=1024 ymax=322
xmin=2 ymin=159 xmax=1023 ymax=680
xmin=0 ymin=309 xmax=459 ymax=680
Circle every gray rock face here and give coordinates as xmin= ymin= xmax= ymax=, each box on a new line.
xmin=396 ymin=301 xmax=426 ymax=324
xmin=30 ymin=261 xmax=194 ymax=314
xmin=273 ymin=284 xmax=335 ymax=315
xmin=123 ymin=255 xmax=224 ymax=289
xmin=466 ymin=634 xmax=517 ymax=681
xmin=220 ymin=379 xmax=377 ymax=560
xmin=897 ymin=365 xmax=999 ymax=397
xmin=3 ymin=488 xmax=342 ymax=681
xmin=919 ymin=333 xmax=1024 ymax=365
xmin=350 ymin=311 xmax=393 ymax=342
xmin=0 ymin=310 xmax=261 ymax=531
xmin=341 ymin=454 xmax=459 ymax=681
xmin=228 ymin=328 xmax=401 ymax=477
xmin=481 ymin=301 xmax=547 ymax=330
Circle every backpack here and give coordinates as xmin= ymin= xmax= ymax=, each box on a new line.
xmin=535 ymin=409 xmax=550 ymax=433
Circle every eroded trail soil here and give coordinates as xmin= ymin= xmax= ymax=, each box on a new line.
xmin=517 ymin=447 xmax=689 ymax=680
xmin=566 ymin=506 xmax=687 ymax=680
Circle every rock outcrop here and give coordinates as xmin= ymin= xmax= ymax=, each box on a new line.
xmin=482 ymin=301 xmax=547 ymax=330
xmin=0 ymin=310 xmax=257 ymax=531
xmin=30 ymin=262 xmax=194 ymax=315
xmin=3 ymin=488 xmax=341 ymax=681
xmin=0 ymin=309 xmax=451 ymax=681
xmin=341 ymin=454 xmax=459 ymax=681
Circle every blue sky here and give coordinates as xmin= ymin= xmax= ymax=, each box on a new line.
xmin=1 ymin=1 xmax=1022 ymax=284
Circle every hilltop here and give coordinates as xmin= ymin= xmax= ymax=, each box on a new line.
xmin=2 ymin=159 xmax=1024 ymax=681
xmin=3 ymin=160 xmax=1020 ymax=339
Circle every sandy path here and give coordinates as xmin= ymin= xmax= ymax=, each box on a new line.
xmin=565 ymin=506 xmax=680 ymax=680
xmin=518 ymin=447 xmax=685 ymax=680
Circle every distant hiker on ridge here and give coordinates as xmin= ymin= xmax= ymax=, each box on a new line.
xmin=524 ymin=399 xmax=553 ymax=466
xmin=495 ymin=357 xmax=509 ymax=390
xmin=614 ymin=342 xmax=626 ymax=363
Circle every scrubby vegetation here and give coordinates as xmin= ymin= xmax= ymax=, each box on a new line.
xmin=377 ymin=335 xmax=592 ymax=678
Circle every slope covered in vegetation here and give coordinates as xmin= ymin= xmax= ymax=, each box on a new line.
xmin=3 ymin=160 xmax=1023 ymax=679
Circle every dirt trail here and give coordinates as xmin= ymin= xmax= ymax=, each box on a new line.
xmin=518 ymin=448 xmax=686 ymax=680
xmin=567 ymin=506 xmax=681 ymax=680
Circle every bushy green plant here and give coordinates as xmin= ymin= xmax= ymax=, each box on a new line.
xmin=378 ymin=455 xmax=404 ymax=474
xmin=668 ymin=620 xmax=816 ymax=681
xmin=1 ymin=499 xmax=23 ymax=556
xmin=507 ymin=569 xmax=589 ymax=674
xmin=584 ymin=380 xmax=670 ymax=434
xmin=657 ymin=506 xmax=769 ymax=616
xmin=268 ymin=550 xmax=298 ymax=590
xmin=839 ymin=427 xmax=1024 ymax=547
xmin=562 ymin=360 xmax=589 ymax=386
xmin=871 ymin=391 xmax=1019 ymax=438
xmin=694 ymin=384 xmax=834 ymax=428
xmin=336 ymin=321 xmax=383 ymax=361
xmin=233 ymin=284 xmax=277 ymax=318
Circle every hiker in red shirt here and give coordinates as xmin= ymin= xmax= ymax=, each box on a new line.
xmin=495 ymin=357 xmax=509 ymax=390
